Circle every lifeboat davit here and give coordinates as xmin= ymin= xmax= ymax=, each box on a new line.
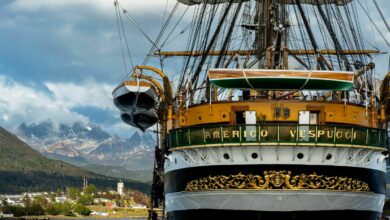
xmin=113 ymin=80 xmax=159 ymax=131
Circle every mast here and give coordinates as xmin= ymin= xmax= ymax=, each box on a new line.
xmin=150 ymin=0 xmax=388 ymax=104
xmin=254 ymin=0 xmax=265 ymax=67
xmin=254 ymin=0 xmax=287 ymax=70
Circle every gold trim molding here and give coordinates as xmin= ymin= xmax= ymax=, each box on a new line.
xmin=170 ymin=143 xmax=385 ymax=152
xmin=185 ymin=171 xmax=370 ymax=192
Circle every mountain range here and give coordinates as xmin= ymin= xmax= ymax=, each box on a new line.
xmin=0 ymin=127 xmax=149 ymax=194
xmin=16 ymin=121 xmax=155 ymax=182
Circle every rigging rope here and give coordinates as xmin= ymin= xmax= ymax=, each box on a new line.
xmin=215 ymin=3 xmax=243 ymax=68
xmin=119 ymin=4 xmax=161 ymax=50
xmin=316 ymin=0 xmax=351 ymax=71
xmin=117 ymin=1 xmax=135 ymax=71
xmin=190 ymin=1 xmax=235 ymax=93
xmin=356 ymin=0 xmax=390 ymax=48
xmin=291 ymin=4 xmax=312 ymax=69
xmin=114 ymin=0 xmax=129 ymax=75
xmin=181 ymin=4 xmax=219 ymax=94
xmin=143 ymin=2 xmax=180 ymax=65
xmin=294 ymin=0 xmax=325 ymax=70
xmin=160 ymin=6 xmax=190 ymax=48
xmin=373 ymin=0 xmax=390 ymax=33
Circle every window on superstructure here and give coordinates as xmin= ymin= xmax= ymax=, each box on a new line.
xmin=309 ymin=112 xmax=320 ymax=125
xmin=235 ymin=111 xmax=245 ymax=125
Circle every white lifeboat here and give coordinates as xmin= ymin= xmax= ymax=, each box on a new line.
xmin=113 ymin=80 xmax=157 ymax=111
xmin=120 ymin=108 xmax=158 ymax=132
xmin=113 ymin=80 xmax=159 ymax=131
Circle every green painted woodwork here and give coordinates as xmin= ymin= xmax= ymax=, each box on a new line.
xmin=169 ymin=124 xmax=387 ymax=149
xmin=210 ymin=77 xmax=353 ymax=90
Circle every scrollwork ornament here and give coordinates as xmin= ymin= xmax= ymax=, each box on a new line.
xmin=185 ymin=170 xmax=369 ymax=192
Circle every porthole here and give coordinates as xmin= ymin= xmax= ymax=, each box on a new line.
xmin=222 ymin=114 xmax=226 ymax=118
xmin=326 ymin=154 xmax=332 ymax=160
xmin=223 ymin=153 xmax=230 ymax=160
xmin=297 ymin=153 xmax=304 ymax=159
xmin=252 ymin=153 xmax=258 ymax=159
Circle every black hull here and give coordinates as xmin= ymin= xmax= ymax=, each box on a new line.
xmin=167 ymin=210 xmax=382 ymax=220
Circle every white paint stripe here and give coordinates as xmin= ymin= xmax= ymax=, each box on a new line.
xmin=164 ymin=146 xmax=387 ymax=173
xmin=166 ymin=191 xmax=385 ymax=213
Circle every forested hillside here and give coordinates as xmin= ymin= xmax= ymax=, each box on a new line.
xmin=0 ymin=127 xmax=149 ymax=194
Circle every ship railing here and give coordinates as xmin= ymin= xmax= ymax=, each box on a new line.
xmin=168 ymin=124 xmax=388 ymax=150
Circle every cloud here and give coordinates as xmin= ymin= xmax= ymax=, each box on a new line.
xmin=104 ymin=121 xmax=139 ymax=138
xmin=0 ymin=75 xmax=88 ymax=128
xmin=8 ymin=0 xmax=179 ymax=16
xmin=0 ymin=74 xmax=138 ymax=137
xmin=46 ymin=79 xmax=144 ymax=137
xmin=45 ymin=81 xmax=116 ymax=112
xmin=0 ymin=0 xmax=190 ymax=85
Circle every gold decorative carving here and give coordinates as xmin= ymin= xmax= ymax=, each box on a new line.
xmin=185 ymin=171 xmax=370 ymax=192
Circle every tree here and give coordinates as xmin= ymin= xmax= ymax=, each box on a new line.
xmin=74 ymin=203 xmax=91 ymax=216
xmin=55 ymin=189 xmax=62 ymax=197
xmin=45 ymin=203 xmax=61 ymax=215
xmin=1 ymin=198 xmax=8 ymax=206
xmin=1 ymin=205 xmax=25 ymax=217
xmin=60 ymin=201 xmax=75 ymax=216
xmin=34 ymin=195 xmax=48 ymax=208
xmin=23 ymin=194 xmax=31 ymax=207
xmin=26 ymin=202 xmax=45 ymax=216
xmin=50 ymin=193 xmax=56 ymax=203
xmin=77 ymin=195 xmax=93 ymax=206
xmin=129 ymin=190 xmax=150 ymax=207
xmin=68 ymin=187 xmax=80 ymax=200
xmin=85 ymin=184 xmax=97 ymax=195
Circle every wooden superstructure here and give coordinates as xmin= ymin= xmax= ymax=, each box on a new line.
xmin=174 ymin=100 xmax=379 ymax=128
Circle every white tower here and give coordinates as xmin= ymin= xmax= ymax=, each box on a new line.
xmin=117 ymin=180 xmax=124 ymax=195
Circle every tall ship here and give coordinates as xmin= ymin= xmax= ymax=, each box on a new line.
xmin=112 ymin=0 xmax=390 ymax=219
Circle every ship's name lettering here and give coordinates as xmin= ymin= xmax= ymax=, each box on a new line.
xmin=203 ymin=129 xmax=357 ymax=140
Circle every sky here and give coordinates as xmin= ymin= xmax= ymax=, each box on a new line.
xmin=0 ymin=0 xmax=389 ymax=138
